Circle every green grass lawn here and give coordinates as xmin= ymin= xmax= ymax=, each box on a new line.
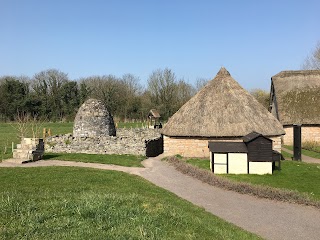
xmin=0 ymin=122 xmax=74 ymax=160
xmin=44 ymin=153 xmax=146 ymax=167
xmin=281 ymin=150 xmax=293 ymax=159
xmin=117 ymin=121 xmax=146 ymax=128
xmin=186 ymin=158 xmax=211 ymax=170
xmin=186 ymin=158 xmax=320 ymax=200
xmin=284 ymin=145 xmax=320 ymax=159
xmin=0 ymin=167 xmax=260 ymax=240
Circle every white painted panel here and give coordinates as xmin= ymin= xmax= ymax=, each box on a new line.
xmin=213 ymin=153 xmax=227 ymax=174
xmin=214 ymin=164 xmax=227 ymax=174
xmin=249 ymin=162 xmax=273 ymax=175
xmin=228 ymin=153 xmax=248 ymax=174
xmin=214 ymin=153 xmax=227 ymax=164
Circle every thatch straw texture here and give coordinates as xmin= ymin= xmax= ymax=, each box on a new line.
xmin=271 ymin=70 xmax=320 ymax=125
xmin=162 ymin=68 xmax=284 ymax=137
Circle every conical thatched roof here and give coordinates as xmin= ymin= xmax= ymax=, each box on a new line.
xmin=162 ymin=68 xmax=285 ymax=137
xmin=271 ymin=70 xmax=320 ymax=125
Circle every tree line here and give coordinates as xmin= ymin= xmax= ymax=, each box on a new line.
xmin=0 ymin=68 xmax=210 ymax=122
xmin=11 ymin=62 xmax=309 ymax=123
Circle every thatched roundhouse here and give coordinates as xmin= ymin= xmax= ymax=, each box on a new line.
xmin=161 ymin=67 xmax=285 ymax=157
xmin=269 ymin=70 xmax=320 ymax=144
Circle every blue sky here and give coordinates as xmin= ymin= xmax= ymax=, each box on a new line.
xmin=1 ymin=0 xmax=319 ymax=90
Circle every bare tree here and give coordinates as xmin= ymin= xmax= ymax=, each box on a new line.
xmin=31 ymin=69 xmax=69 ymax=120
xmin=302 ymin=41 xmax=320 ymax=70
xmin=121 ymin=74 xmax=143 ymax=121
xmin=175 ymin=79 xmax=196 ymax=107
xmin=10 ymin=111 xmax=30 ymax=139
xmin=195 ymin=78 xmax=209 ymax=92
xmin=250 ymin=89 xmax=270 ymax=109
xmin=148 ymin=68 xmax=178 ymax=119
xmin=81 ymin=75 xmax=124 ymax=116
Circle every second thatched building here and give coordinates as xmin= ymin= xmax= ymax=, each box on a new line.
xmin=161 ymin=68 xmax=285 ymax=158
xmin=269 ymin=70 xmax=320 ymax=145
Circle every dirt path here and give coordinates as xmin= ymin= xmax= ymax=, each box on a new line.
xmin=1 ymin=156 xmax=320 ymax=240
xmin=282 ymin=147 xmax=320 ymax=164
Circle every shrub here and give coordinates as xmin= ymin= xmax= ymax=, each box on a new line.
xmin=166 ymin=156 xmax=320 ymax=209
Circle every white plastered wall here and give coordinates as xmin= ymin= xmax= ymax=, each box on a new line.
xmin=249 ymin=162 xmax=272 ymax=175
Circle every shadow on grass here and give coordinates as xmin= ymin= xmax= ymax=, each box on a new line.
xmin=43 ymin=154 xmax=62 ymax=160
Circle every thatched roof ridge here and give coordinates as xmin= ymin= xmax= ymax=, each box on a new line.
xmin=162 ymin=68 xmax=285 ymax=137
xmin=273 ymin=70 xmax=320 ymax=78
xmin=271 ymin=70 xmax=320 ymax=125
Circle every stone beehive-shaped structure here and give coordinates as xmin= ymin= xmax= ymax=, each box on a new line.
xmin=73 ymin=98 xmax=116 ymax=138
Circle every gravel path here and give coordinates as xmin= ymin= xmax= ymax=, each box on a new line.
xmin=1 ymin=156 xmax=320 ymax=240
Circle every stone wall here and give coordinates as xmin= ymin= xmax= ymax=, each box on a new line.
xmin=163 ymin=135 xmax=282 ymax=158
xmin=163 ymin=136 xmax=242 ymax=158
xmin=283 ymin=125 xmax=320 ymax=145
xmin=46 ymin=128 xmax=162 ymax=156
xmin=269 ymin=136 xmax=282 ymax=153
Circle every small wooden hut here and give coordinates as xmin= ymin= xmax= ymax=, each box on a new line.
xmin=269 ymin=70 xmax=320 ymax=144
xmin=243 ymin=131 xmax=273 ymax=162
xmin=209 ymin=132 xmax=279 ymax=175
xmin=208 ymin=142 xmax=248 ymax=174
xmin=161 ymin=67 xmax=285 ymax=158
xmin=148 ymin=109 xmax=161 ymax=128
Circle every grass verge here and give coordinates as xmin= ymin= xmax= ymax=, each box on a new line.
xmin=302 ymin=141 xmax=320 ymax=153
xmin=284 ymin=145 xmax=320 ymax=159
xmin=0 ymin=167 xmax=260 ymax=239
xmin=281 ymin=150 xmax=293 ymax=159
xmin=166 ymin=156 xmax=320 ymax=208
xmin=43 ymin=153 xmax=146 ymax=167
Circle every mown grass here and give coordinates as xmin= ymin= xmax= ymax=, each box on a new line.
xmin=117 ymin=121 xmax=146 ymax=128
xmin=186 ymin=158 xmax=210 ymax=170
xmin=44 ymin=153 xmax=146 ymax=167
xmin=185 ymin=158 xmax=320 ymax=201
xmin=281 ymin=150 xmax=293 ymax=159
xmin=284 ymin=145 xmax=320 ymax=159
xmin=0 ymin=167 xmax=260 ymax=239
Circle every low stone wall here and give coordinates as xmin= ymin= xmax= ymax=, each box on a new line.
xmin=45 ymin=128 xmax=163 ymax=156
